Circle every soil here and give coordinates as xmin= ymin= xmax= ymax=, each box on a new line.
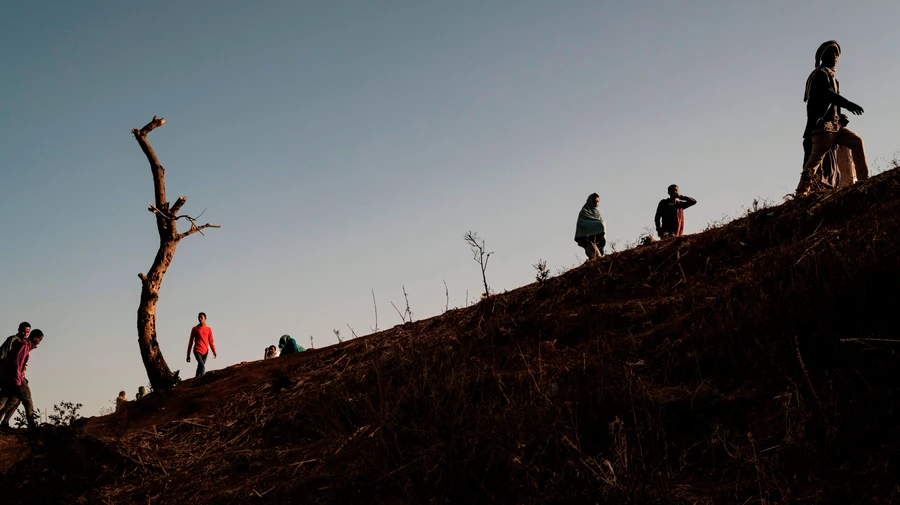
xmin=2 ymin=168 xmax=900 ymax=504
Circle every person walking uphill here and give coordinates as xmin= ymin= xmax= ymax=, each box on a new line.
xmin=797 ymin=40 xmax=869 ymax=196
xmin=0 ymin=322 xmax=30 ymax=363
xmin=186 ymin=312 xmax=216 ymax=378
xmin=574 ymin=193 xmax=606 ymax=259
xmin=655 ymin=185 xmax=697 ymax=238
xmin=0 ymin=329 xmax=44 ymax=430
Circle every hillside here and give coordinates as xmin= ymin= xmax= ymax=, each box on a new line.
xmin=2 ymin=167 xmax=900 ymax=504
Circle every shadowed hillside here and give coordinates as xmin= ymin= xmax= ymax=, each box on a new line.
xmin=2 ymin=166 xmax=900 ymax=504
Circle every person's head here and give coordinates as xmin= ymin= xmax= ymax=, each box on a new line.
xmin=118 ymin=390 xmax=127 ymax=398
xmin=279 ymin=335 xmax=291 ymax=348
xmin=816 ymin=40 xmax=841 ymax=68
xmin=198 ymin=312 xmax=207 ymax=325
xmin=668 ymin=184 xmax=680 ymax=198
xmin=29 ymin=329 xmax=44 ymax=347
xmin=17 ymin=322 xmax=31 ymax=338
xmin=587 ymin=193 xmax=600 ymax=208
xmin=138 ymin=386 xmax=147 ymax=394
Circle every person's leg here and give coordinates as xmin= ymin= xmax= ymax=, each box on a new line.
xmin=835 ymin=128 xmax=869 ymax=180
xmin=0 ymin=395 xmax=14 ymax=427
xmin=193 ymin=350 xmax=208 ymax=377
xmin=1 ymin=397 xmax=20 ymax=426
xmin=798 ymin=132 xmax=837 ymax=193
xmin=577 ymin=237 xmax=596 ymax=259
xmin=11 ymin=385 xmax=35 ymax=429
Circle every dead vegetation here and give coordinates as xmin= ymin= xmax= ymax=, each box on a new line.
xmin=3 ymin=166 xmax=900 ymax=504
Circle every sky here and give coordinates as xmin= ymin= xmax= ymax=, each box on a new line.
xmin=2 ymin=1 xmax=900 ymax=418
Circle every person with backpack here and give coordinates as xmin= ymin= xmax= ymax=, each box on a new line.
xmin=0 ymin=329 xmax=44 ymax=430
xmin=0 ymin=322 xmax=30 ymax=364
xmin=0 ymin=322 xmax=32 ymax=428
xmin=796 ymin=40 xmax=869 ymax=196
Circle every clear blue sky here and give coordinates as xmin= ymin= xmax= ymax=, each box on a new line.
xmin=2 ymin=1 xmax=899 ymax=417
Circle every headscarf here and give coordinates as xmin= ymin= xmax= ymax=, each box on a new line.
xmin=278 ymin=334 xmax=305 ymax=355
xmin=574 ymin=194 xmax=606 ymax=239
xmin=804 ymin=40 xmax=841 ymax=102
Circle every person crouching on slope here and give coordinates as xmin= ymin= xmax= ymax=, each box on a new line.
xmin=278 ymin=335 xmax=306 ymax=356
xmin=574 ymin=193 xmax=606 ymax=259
xmin=186 ymin=312 xmax=217 ymax=378
xmin=655 ymin=184 xmax=697 ymax=238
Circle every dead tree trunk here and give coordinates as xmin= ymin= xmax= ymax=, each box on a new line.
xmin=132 ymin=116 xmax=220 ymax=391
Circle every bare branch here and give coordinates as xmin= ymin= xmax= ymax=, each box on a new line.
xmin=391 ymin=301 xmax=407 ymax=323
xmin=402 ymin=285 xmax=413 ymax=322
xmin=346 ymin=324 xmax=359 ymax=339
xmin=178 ymin=222 xmax=222 ymax=240
xmin=370 ymin=289 xmax=379 ymax=332
xmin=443 ymin=279 xmax=449 ymax=312
xmin=132 ymin=116 xmax=166 ymax=137
xmin=169 ymin=196 xmax=187 ymax=215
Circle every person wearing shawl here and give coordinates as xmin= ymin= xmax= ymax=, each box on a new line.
xmin=278 ymin=335 xmax=306 ymax=356
xmin=574 ymin=193 xmax=606 ymax=259
xmin=264 ymin=345 xmax=279 ymax=360
xmin=797 ymin=40 xmax=868 ymax=196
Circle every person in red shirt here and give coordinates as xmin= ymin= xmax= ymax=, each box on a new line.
xmin=186 ymin=312 xmax=216 ymax=378
xmin=0 ymin=329 xmax=44 ymax=430
xmin=655 ymin=184 xmax=697 ymax=238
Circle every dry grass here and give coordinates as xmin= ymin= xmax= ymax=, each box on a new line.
xmin=3 ymin=166 xmax=900 ymax=504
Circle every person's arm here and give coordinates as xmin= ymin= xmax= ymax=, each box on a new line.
xmin=187 ymin=328 xmax=195 ymax=362
xmin=814 ymin=70 xmax=863 ymax=115
xmin=209 ymin=328 xmax=217 ymax=358
xmin=654 ymin=201 xmax=664 ymax=235
xmin=676 ymin=196 xmax=697 ymax=209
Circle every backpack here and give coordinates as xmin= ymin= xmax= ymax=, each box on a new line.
xmin=0 ymin=335 xmax=18 ymax=363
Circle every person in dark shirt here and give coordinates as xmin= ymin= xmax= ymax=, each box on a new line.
xmin=655 ymin=185 xmax=697 ymax=238
xmin=797 ymin=41 xmax=868 ymax=196
xmin=0 ymin=329 xmax=44 ymax=430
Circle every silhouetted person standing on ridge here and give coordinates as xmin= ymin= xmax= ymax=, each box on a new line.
xmin=655 ymin=185 xmax=697 ymax=238
xmin=574 ymin=193 xmax=606 ymax=259
xmin=0 ymin=329 xmax=44 ymax=430
xmin=186 ymin=312 xmax=216 ymax=378
xmin=797 ymin=40 xmax=868 ymax=196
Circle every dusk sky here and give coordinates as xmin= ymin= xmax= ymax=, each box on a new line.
xmin=2 ymin=1 xmax=899 ymax=417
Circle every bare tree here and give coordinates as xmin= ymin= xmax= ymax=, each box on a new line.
xmin=132 ymin=117 xmax=220 ymax=391
xmin=333 ymin=329 xmax=343 ymax=343
xmin=463 ymin=231 xmax=493 ymax=297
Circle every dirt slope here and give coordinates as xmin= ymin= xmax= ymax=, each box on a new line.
xmin=2 ymin=168 xmax=900 ymax=504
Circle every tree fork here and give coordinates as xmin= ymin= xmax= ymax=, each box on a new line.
xmin=132 ymin=116 xmax=220 ymax=391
